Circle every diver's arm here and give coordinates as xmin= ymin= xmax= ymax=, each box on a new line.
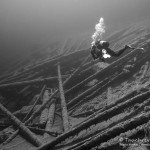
xmin=105 ymin=46 xmax=129 ymax=57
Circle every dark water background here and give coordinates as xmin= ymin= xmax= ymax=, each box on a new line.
xmin=0 ymin=0 xmax=150 ymax=74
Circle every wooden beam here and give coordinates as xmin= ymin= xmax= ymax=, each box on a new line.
xmin=36 ymin=90 xmax=150 ymax=150
xmin=0 ymin=75 xmax=69 ymax=90
xmin=57 ymin=64 xmax=70 ymax=132
xmin=25 ymin=53 xmax=90 ymax=125
xmin=2 ymin=49 xmax=89 ymax=84
xmin=65 ymin=48 xmax=144 ymax=94
xmin=2 ymin=130 xmax=19 ymax=146
xmin=27 ymin=126 xmax=58 ymax=137
xmin=72 ymin=109 xmax=150 ymax=150
xmin=44 ymin=101 xmax=56 ymax=138
xmin=25 ymin=97 xmax=56 ymax=125
xmin=23 ymin=85 xmax=46 ymax=122
xmin=63 ymin=54 xmax=91 ymax=87
xmin=39 ymin=90 xmax=50 ymax=125
xmin=67 ymin=72 xmax=122 ymax=111
xmin=0 ymin=103 xmax=42 ymax=147
xmin=2 ymin=85 xmax=46 ymax=146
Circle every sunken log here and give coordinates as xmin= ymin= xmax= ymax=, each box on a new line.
xmin=37 ymin=90 xmax=150 ymax=150
xmin=67 ymin=72 xmax=122 ymax=110
xmin=0 ymin=103 xmax=42 ymax=147
xmin=74 ymin=87 xmax=148 ymax=128
xmin=63 ymin=54 xmax=91 ymax=87
xmin=25 ymin=53 xmax=91 ymax=125
xmin=2 ymin=130 xmax=19 ymax=145
xmin=39 ymin=90 xmax=50 ymax=125
xmin=72 ymin=109 xmax=150 ymax=150
xmin=27 ymin=47 xmax=89 ymax=74
xmin=2 ymin=85 xmax=46 ymax=145
xmin=65 ymin=48 xmax=144 ymax=94
xmin=0 ymin=48 xmax=89 ymax=85
xmin=82 ymin=59 xmax=99 ymax=71
xmin=23 ymin=85 xmax=46 ymax=122
xmin=13 ymin=104 xmax=40 ymax=117
xmin=66 ymin=97 xmax=150 ymax=149
xmin=97 ymin=122 xmax=149 ymax=150
xmin=25 ymin=98 xmax=56 ymax=125
xmin=58 ymin=64 xmax=70 ymax=132
xmin=0 ymin=75 xmax=69 ymax=89
xmin=27 ymin=126 xmax=58 ymax=137
xmin=1 ymin=124 xmax=59 ymax=146
xmin=38 ymin=108 xmax=150 ymax=150
xmin=44 ymin=101 xmax=56 ymax=138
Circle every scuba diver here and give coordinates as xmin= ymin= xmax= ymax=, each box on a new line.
xmin=91 ymin=40 xmax=133 ymax=61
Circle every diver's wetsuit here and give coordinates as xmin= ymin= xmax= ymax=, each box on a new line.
xmin=91 ymin=41 xmax=128 ymax=60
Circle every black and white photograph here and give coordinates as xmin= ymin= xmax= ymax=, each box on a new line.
xmin=0 ymin=0 xmax=150 ymax=149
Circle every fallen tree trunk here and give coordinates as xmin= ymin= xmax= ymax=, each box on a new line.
xmin=29 ymin=48 xmax=89 ymax=73
xmin=63 ymin=54 xmax=91 ymax=87
xmin=39 ymin=90 xmax=50 ymax=125
xmin=82 ymin=59 xmax=99 ymax=70
xmin=27 ymin=126 xmax=58 ymax=137
xmin=58 ymin=64 xmax=70 ymax=132
xmin=97 ymin=122 xmax=149 ymax=150
xmin=73 ymin=110 xmax=150 ymax=150
xmin=25 ymin=53 xmax=91 ymax=125
xmin=13 ymin=104 xmax=41 ymax=118
xmin=65 ymin=48 xmax=144 ymax=95
xmin=73 ymin=87 xmax=148 ymax=128
xmin=67 ymin=72 xmax=122 ymax=110
xmin=2 ymin=85 xmax=46 ymax=145
xmin=2 ymin=130 xmax=19 ymax=146
xmin=3 ymin=49 xmax=89 ymax=84
xmin=44 ymin=101 xmax=56 ymax=138
xmin=0 ymin=75 xmax=68 ymax=89
xmin=64 ymin=97 xmax=150 ymax=150
xmin=25 ymin=98 xmax=56 ymax=125
xmin=0 ymin=103 xmax=42 ymax=147
xmin=69 ymin=54 xmax=149 ymax=114
xmin=23 ymin=85 xmax=46 ymax=122
xmin=36 ymin=90 xmax=150 ymax=150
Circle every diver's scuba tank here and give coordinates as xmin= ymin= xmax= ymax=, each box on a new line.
xmin=95 ymin=40 xmax=109 ymax=49
xmin=100 ymin=41 xmax=109 ymax=48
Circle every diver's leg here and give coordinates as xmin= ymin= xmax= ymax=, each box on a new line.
xmin=115 ymin=47 xmax=127 ymax=56
xmin=106 ymin=46 xmax=128 ymax=57
xmin=116 ymin=45 xmax=133 ymax=56
xmin=105 ymin=48 xmax=119 ymax=57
